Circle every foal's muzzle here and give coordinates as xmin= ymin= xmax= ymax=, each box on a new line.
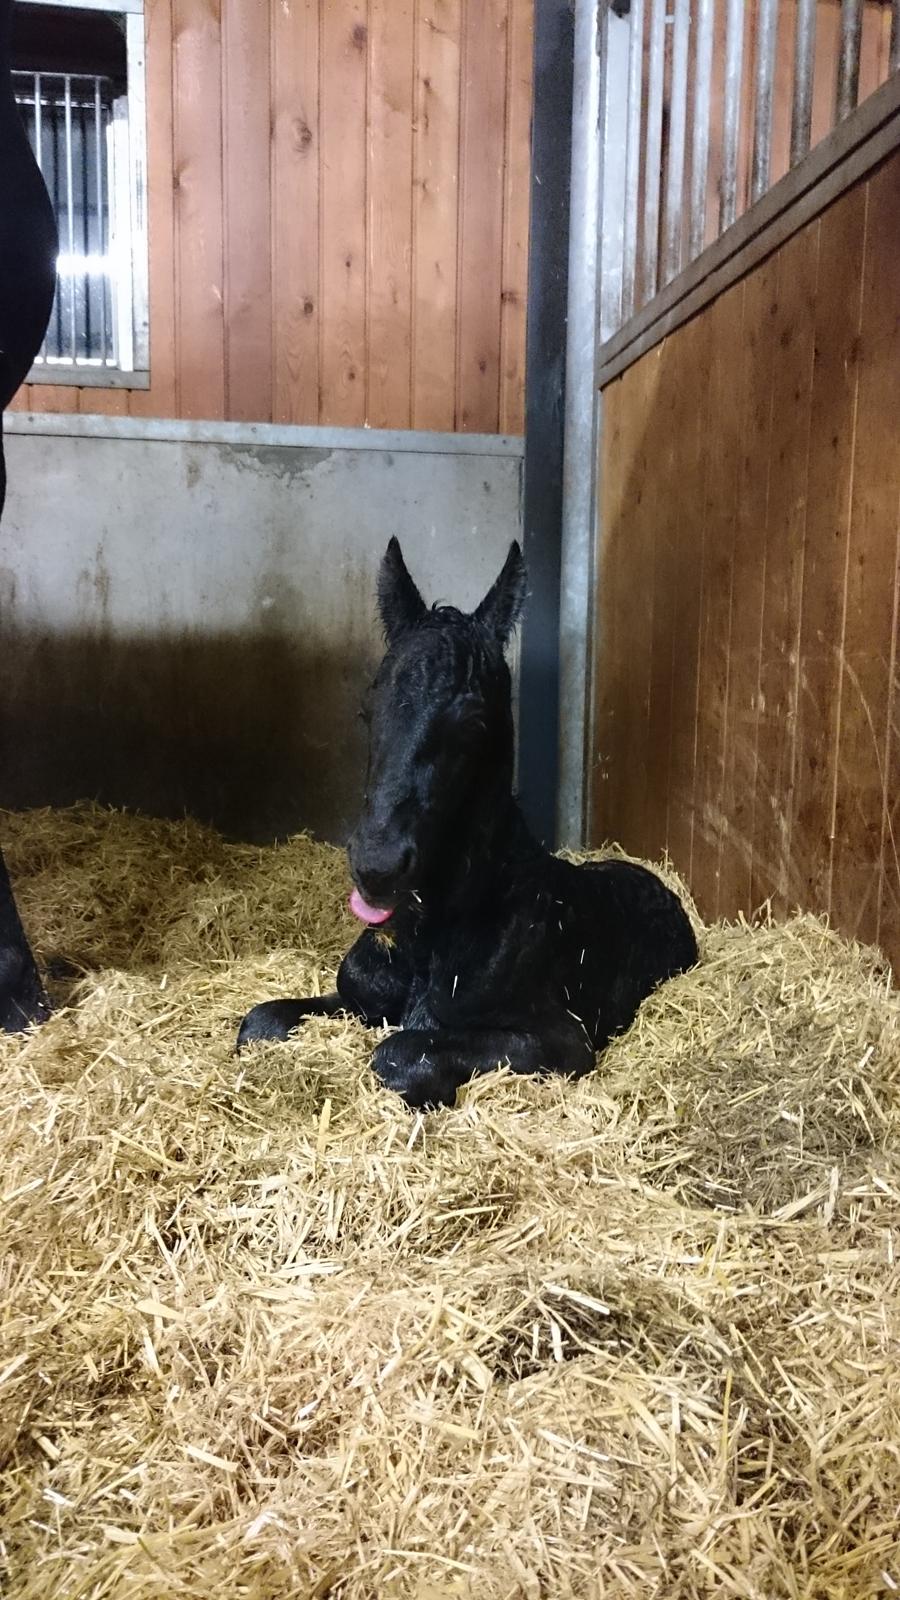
xmin=346 ymin=832 xmax=418 ymax=909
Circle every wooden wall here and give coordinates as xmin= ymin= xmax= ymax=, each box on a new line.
xmin=591 ymin=148 xmax=900 ymax=972
xmin=11 ymin=0 xmax=533 ymax=433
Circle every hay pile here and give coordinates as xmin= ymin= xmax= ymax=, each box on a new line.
xmin=1 ymin=804 xmax=898 ymax=1600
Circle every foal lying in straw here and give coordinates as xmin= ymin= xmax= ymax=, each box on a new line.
xmin=239 ymin=540 xmax=697 ymax=1106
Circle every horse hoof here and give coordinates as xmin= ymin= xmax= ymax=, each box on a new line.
xmin=371 ymin=1035 xmax=458 ymax=1110
xmin=236 ymin=1000 xmax=302 ymax=1051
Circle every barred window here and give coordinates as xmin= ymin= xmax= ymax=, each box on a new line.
xmin=12 ymin=1 xmax=148 ymax=387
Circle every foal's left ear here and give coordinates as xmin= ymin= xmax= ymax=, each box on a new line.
xmin=473 ymin=541 xmax=527 ymax=645
xmin=378 ymin=536 xmax=427 ymax=644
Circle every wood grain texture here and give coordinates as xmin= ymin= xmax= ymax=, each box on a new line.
xmin=591 ymin=148 xmax=900 ymax=974
xmin=172 ymin=0 xmax=225 ymax=419
xmin=271 ymin=0 xmax=320 ymax=426
xmin=221 ymin=0 xmax=271 ymax=422
xmin=25 ymin=0 xmax=528 ymax=430
xmin=690 ymin=284 xmax=744 ymax=918
xmin=455 ymin=0 xmax=508 ymax=432
xmin=367 ymin=0 xmax=414 ymax=429
xmin=498 ymin=0 xmax=532 ymax=435
xmin=747 ymin=220 xmax=819 ymax=917
xmin=411 ymin=0 xmax=462 ymax=431
xmin=831 ymin=156 xmax=900 ymax=948
xmin=131 ymin=0 xmax=176 ymax=419
xmin=320 ymin=0 xmax=371 ymax=427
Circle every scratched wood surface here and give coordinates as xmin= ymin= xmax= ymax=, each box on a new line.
xmin=18 ymin=0 xmax=533 ymax=432
xmin=591 ymin=147 xmax=900 ymax=976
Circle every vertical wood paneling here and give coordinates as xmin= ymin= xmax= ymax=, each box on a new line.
xmin=790 ymin=185 xmax=866 ymax=919
xmin=130 ymin=0 xmax=176 ymax=419
xmin=664 ymin=309 xmax=711 ymax=878
xmin=831 ymin=157 xmax=900 ymax=947
xmin=592 ymin=349 xmax=662 ymax=856
xmin=498 ymin=0 xmax=532 ymax=435
xmin=319 ymin=0 xmax=369 ymax=427
xmin=23 ymin=0 xmax=530 ymax=431
xmin=271 ymin=0 xmax=320 ymax=426
xmin=747 ymin=221 xmax=819 ymax=917
xmin=172 ymin=0 xmax=225 ymax=419
xmin=367 ymin=0 xmax=414 ymax=429
xmin=411 ymin=0 xmax=462 ymax=431
xmin=592 ymin=149 xmax=900 ymax=975
xmin=716 ymin=251 xmax=778 ymax=913
xmin=690 ymin=284 xmax=744 ymax=917
xmin=221 ymin=0 xmax=271 ymax=422
xmin=456 ymin=0 xmax=508 ymax=432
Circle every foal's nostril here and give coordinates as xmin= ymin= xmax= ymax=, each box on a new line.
xmin=398 ymin=845 xmax=416 ymax=879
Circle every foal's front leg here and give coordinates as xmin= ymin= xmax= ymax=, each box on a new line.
xmin=371 ymin=1018 xmax=594 ymax=1109
xmin=236 ymin=926 xmax=413 ymax=1049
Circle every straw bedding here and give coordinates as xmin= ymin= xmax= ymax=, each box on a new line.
xmin=1 ymin=803 xmax=898 ymax=1600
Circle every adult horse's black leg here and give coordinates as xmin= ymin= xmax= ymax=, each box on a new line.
xmin=371 ymin=1016 xmax=595 ymax=1110
xmin=0 ymin=0 xmax=61 ymax=1031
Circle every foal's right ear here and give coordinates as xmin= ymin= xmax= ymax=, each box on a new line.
xmin=377 ymin=537 xmax=427 ymax=645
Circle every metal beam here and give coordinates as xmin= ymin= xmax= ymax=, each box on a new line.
xmin=517 ymin=0 xmax=575 ymax=847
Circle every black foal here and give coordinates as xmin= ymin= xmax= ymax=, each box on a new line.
xmin=238 ymin=539 xmax=698 ymax=1107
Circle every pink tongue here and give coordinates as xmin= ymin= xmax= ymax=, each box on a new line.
xmin=349 ymin=888 xmax=393 ymax=925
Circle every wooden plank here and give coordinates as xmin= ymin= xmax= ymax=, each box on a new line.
xmin=11 ymin=385 xmax=79 ymax=413
xmin=811 ymin=0 xmax=840 ymax=148
xmin=131 ymin=0 xmax=177 ymax=419
xmin=716 ymin=250 xmax=780 ymax=916
xmin=172 ymin=0 xmax=225 ymax=420
xmin=498 ymin=0 xmax=532 ymax=435
xmin=690 ymin=281 xmax=744 ymax=921
xmin=80 ymin=387 xmax=129 ymax=416
xmin=455 ymin=0 xmax=508 ymax=432
xmin=663 ymin=307 xmax=712 ymax=881
xmin=591 ymin=348 xmax=662 ymax=855
xmin=319 ymin=0 xmax=368 ymax=427
xmin=789 ymin=180 xmax=866 ymax=925
xmin=748 ymin=218 xmax=820 ymax=918
xmin=271 ymin=0 xmax=320 ymax=426
xmin=221 ymin=0 xmax=271 ymax=422
xmin=641 ymin=333 xmax=685 ymax=866
xmin=367 ymin=0 xmax=415 ymax=429
xmin=411 ymin=0 xmax=462 ymax=431
xmin=831 ymin=156 xmax=900 ymax=950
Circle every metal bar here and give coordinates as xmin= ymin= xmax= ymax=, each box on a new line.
xmin=558 ymin=0 xmax=604 ymax=847
xmin=19 ymin=0 xmax=145 ymax=11
xmin=598 ymin=71 xmax=900 ymax=375
xmin=33 ymin=72 xmax=42 ymax=170
xmin=620 ymin=0 xmax=644 ymax=325
xmin=751 ymin=0 xmax=780 ymax=205
xmin=598 ymin=10 xmax=632 ymax=345
xmin=892 ymin=0 xmax=900 ymax=76
xmin=63 ymin=75 xmax=76 ymax=362
xmin=720 ymin=0 xmax=745 ymax=232
xmin=689 ymin=0 xmax=715 ymax=262
xmin=641 ymin=0 xmax=666 ymax=305
xmin=835 ymin=0 xmax=862 ymax=123
xmin=598 ymin=81 xmax=900 ymax=387
xmin=80 ymin=101 xmax=91 ymax=360
xmin=791 ymin=0 xmax=816 ymax=166
xmin=95 ymin=77 xmax=108 ymax=364
xmin=518 ymin=0 xmax=575 ymax=846
xmin=662 ymin=0 xmax=691 ymax=284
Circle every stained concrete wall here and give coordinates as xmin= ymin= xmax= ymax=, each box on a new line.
xmin=1 ymin=415 xmax=523 ymax=843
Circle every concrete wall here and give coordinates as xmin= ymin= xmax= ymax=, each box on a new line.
xmin=1 ymin=415 xmax=523 ymax=843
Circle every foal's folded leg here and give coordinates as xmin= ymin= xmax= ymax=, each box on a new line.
xmin=371 ymin=1020 xmax=595 ymax=1109
xmin=236 ymin=993 xmax=345 ymax=1049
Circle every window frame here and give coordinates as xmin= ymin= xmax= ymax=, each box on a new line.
xmin=16 ymin=0 xmax=149 ymax=390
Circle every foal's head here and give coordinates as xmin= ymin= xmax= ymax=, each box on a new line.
xmin=347 ymin=538 xmax=527 ymax=922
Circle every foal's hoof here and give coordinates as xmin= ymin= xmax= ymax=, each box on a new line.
xmin=0 ymin=944 xmax=51 ymax=1034
xmin=236 ymin=999 xmax=304 ymax=1051
xmin=371 ymin=1033 xmax=458 ymax=1111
